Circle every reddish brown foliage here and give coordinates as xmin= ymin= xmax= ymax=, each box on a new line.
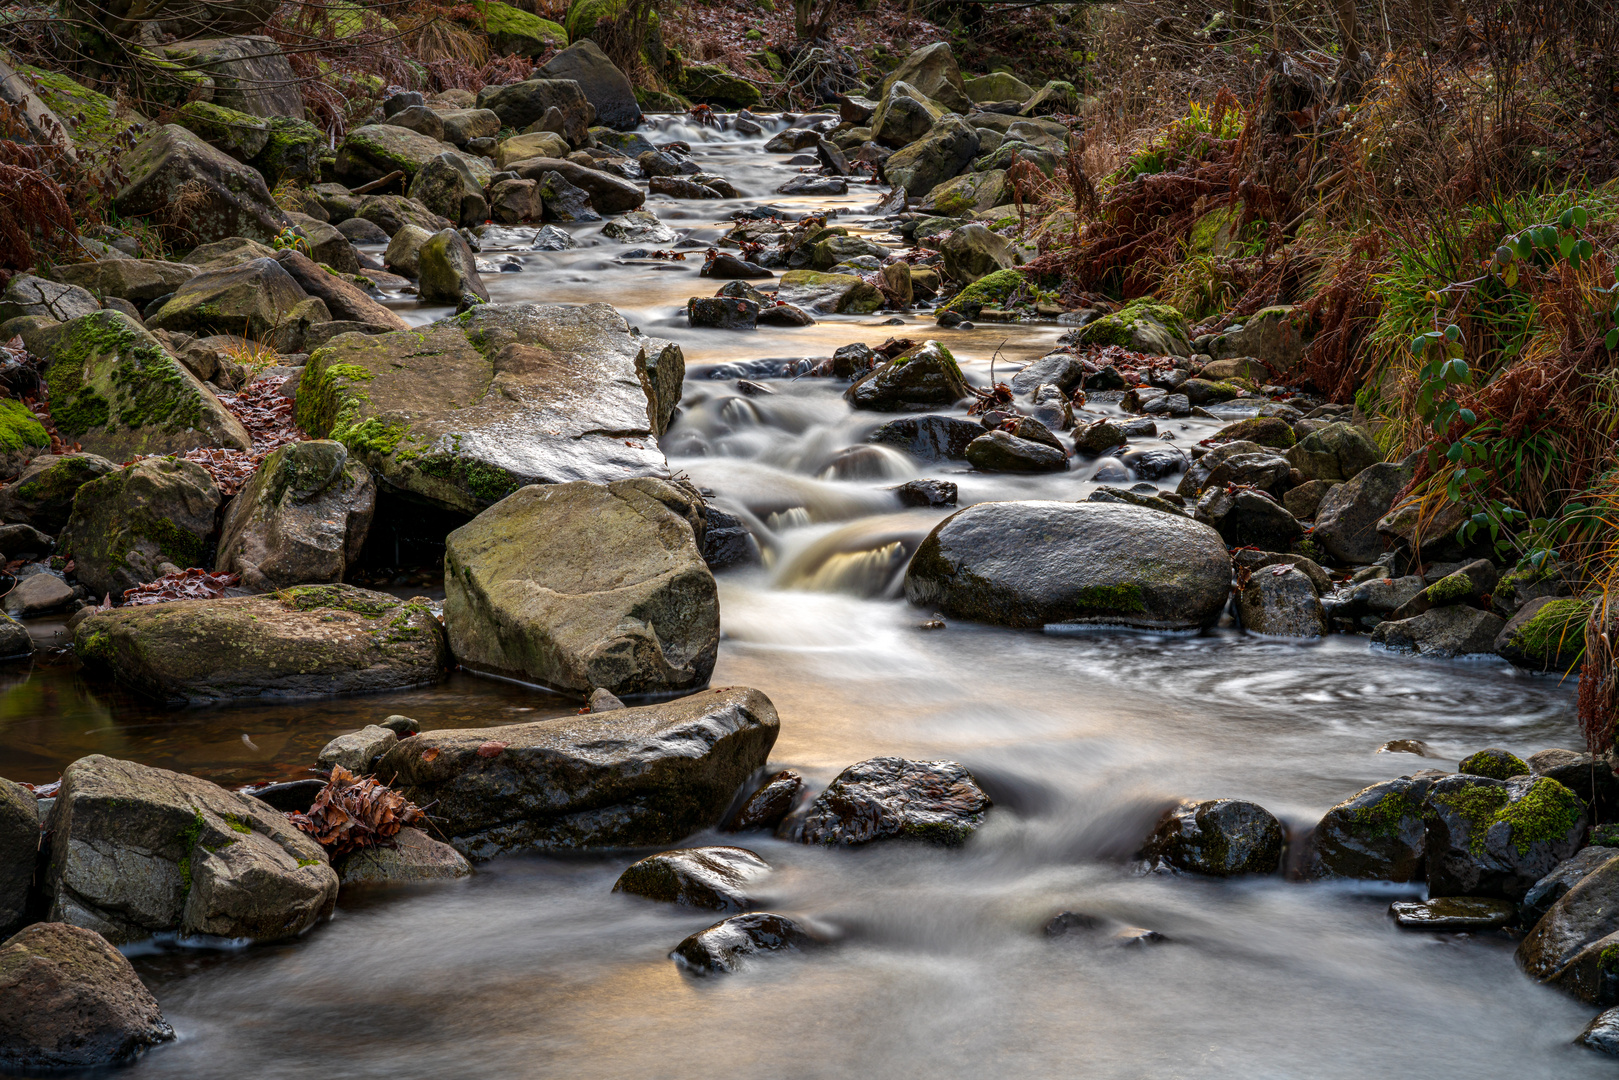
xmin=288 ymin=765 xmax=426 ymax=855
xmin=176 ymin=376 xmax=308 ymax=496
xmin=122 ymin=568 xmax=240 ymax=606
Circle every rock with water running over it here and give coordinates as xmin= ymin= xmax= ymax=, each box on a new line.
xmin=790 ymin=757 xmax=990 ymax=846
xmin=613 ymin=846 xmax=770 ymax=911
xmin=376 ymin=686 xmax=779 ymax=860
xmin=74 ymin=585 xmax=448 ymax=705
xmin=443 ymin=478 xmax=717 ymax=696
xmin=1424 ymin=773 xmax=1586 ymax=900
xmin=1309 ymin=776 xmax=1431 ymax=881
xmin=905 ymin=500 xmax=1231 ymax=630
xmin=296 ymin=303 xmax=683 ymax=515
xmin=1518 ymin=850 xmax=1619 ymax=1003
xmin=0 ymin=921 xmax=176 ymax=1071
xmin=671 ymin=911 xmax=818 ymax=974
xmin=1389 ymin=896 xmax=1518 ymax=930
xmin=1140 ymin=798 xmax=1284 ymax=877
xmin=42 ymin=754 xmax=336 ymax=944
xmin=866 ymin=415 xmax=983 ymax=460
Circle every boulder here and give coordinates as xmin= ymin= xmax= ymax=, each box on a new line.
xmin=905 ymin=501 xmax=1232 ymax=630
xmin=1140 ymin=798 xmax=1284 ymax=877
xmin=335 ymin=124 xmax=465 ymax=186
xmin=49 ymin=260 xmax=199 ymax=307
xmin=496 ymin=131 xmax=570 ymax=168
xmin=775 ymin=271 xmax=881 ymax=314
xmin=730 ymin=771 xmax=801 ymax=832
xmin=1519 ymin=851 xmax=1619 ymax=1003
xmin=964 ymin=71 xmax=1033 ymax=104
xmin=918 ymin=169 xmax=1011 ymax=216
xmin=0 ymin=453 xmax=119 ymax=532
xmin=1078 ymin=298 xmax=1191 ymax=357
xmin=216 ymin=440 xmax=376 ymax=591
xmin=1210 ymin=414 xmax=1295 ymax=447
xmin=672 ymin=911 xmax=817 ymax=974
xmin=1311 ymin=460 xmax=1409 ymax=564
xmin=408 ymin=153 xmax=491 ymax=228
xmin=182 ymin=234 xmax=277 ymax=269
xmin=1286 ymin=421 xmax=1380 ymax=483
xmin=539 ymin=39 xmax=642 ymax=129
xmin=172 ymin=99 xmax=270 ymax=159
xmin=272 ymin=250 xmax=409 ymax=331
xmin=612 ymin=846 xmax=769 ymax=910
xmin=58 ymin=456 xmax=221 ymax=597
xmin=1072 ymin=418 xmax=1127 ymax=454
xmin=418 ymin=228 xmax=490 ymax=307
xmin=681 ymin=64 xmax=761 ymax=108
xmin=811 ymin=234 xmax=892 ymax=271
xmin=384 ymin=103 xmax=445 ymax=142
xmin=285 ymin=213 xmax=360 ymax=274
xmin=1459 ymin=747 xmax=1528 ymax=779
xmin=384 ymin=223 xmax=433 ymax=276
xmin=793 ymin=757 xmax=990 ymax=846
xmin=335 ymin=827 xmax=472 ymax=885
xmin=476 ymin=79 xmax=591 ymax=144
xmin=1175 ymin=440 xmax=1264 ymax=498
xmin=538 ymin=169 xmax=603 ymax=221
xmin=1205 ymin=305 xmax=1314 ymax=373
xmin=438 ymin=107 xmax=502 ymax=147
xmin=1494 ymin=596 xmax=1590 ymax=673
xmin=158 ymin=35 xmax=303 ymax=118
xmin=73 ymin=585 xmax=448 ymax=704
xmin=601 ymin=208 xmax=676 ymax=244
xmin=966 ymin=429 xmax=1067 ymax=472
xmin=296 ymin=302 xmax=682 ymax=514
xmin=1389 ymin=558 xmax=1498 ymax=621
xmin=508 ymin=156 xmax=645 ymax=213
xmin=443 ymin=478 xmax=717 ymax=695
xmin=357 ymin=193 xmax=454 ymax=237
xmin=884 ymin=115 xmax=980 ymax=198
xmin=1194 ymin=487 xmax=1303 ymax=550
xmin=845 ymin=341 xmax=969 ymax=411
xmin=1197 ymin=451 xmax=1289 ymax=493
xmin=1371 ymin=606 xmax=1506 ymax=658
xmin=376 ymin=686 xmax=779 ymax=859
xmin=251 ymin=116 xmax=323 ymax=188
xmin=940 ymin=223 xmax=1014 ymax=284
xmin=1424 ymin=773 xmax=1585 ymax=899
xmin=0 ymin=780 xmax=35 ymax=937
xmin=688 ymin=296 xmax=757 ymax=329
xmin=1521 ymin=847 xmax=1619 ymax=929
xmin=879 ymin=41 xmax=971 ymax=113
xmin=0 ymin=922 xmax=175 ymax=1070
xmin=115 ymin=125 xmax=291 ymax=245
xmin=146 ymin=256 xmax=311 ymax=339
xmin=1310 ymin=776 xmax=1430 ymax=881
xmin=43 ymin=755 xmax=337 ymax=943
xmin=1236 ymin=563 xmax=1325 ymax=636
xmin=866 ymin=414 xmax=983 ymax=460
xmin=870 ymin=82 xmax=944 ymax=149
xmin=1580 ymin=1008 xmax=1619 ymax=1056
xmin=4 ymin=573 xmax=73 ymax=617
xmin=490 ymin=178 xmax=543 ymax=223
xmin=316 ymin=724 xmax=397 ymax=774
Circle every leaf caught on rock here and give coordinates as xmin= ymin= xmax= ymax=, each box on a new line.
xmin=287 ymin=765 xmax=426 ymax=855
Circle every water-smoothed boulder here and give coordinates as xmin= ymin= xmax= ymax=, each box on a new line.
xmin=0 ymin=275 xmax=98 ymax=325
xmin=845 ymin=340 xmax=969 ymax=411
xmin=438 ymin=107 xmax=501 ymax=148
xmin=73 ymin=584 xmax=448 ymax=704
xmin=1141 ymin=798 xmax=1284 ymax=877
xmin=358 ymin=194 xmax=453 ymax=237
xmin=49 ymin=259 xmax=199 ymax=306
xmin=216 ymin=440 xmax=376 ymax=591
xmin=965 ymin=71 xmax=1034 ymax=104
xmin=539 ymin=39 xmax=642 ymax=130
xmin=0 ymin=922 xmax=175 ymax=1071
xmin=1195 ymin=487 xmax=1303 ymax=550
xmin=940 ymin=223 xmax=1014 ymax=284
xmin=1521 ymin=847 xmax=1619 ymax=929
xmin=879 ymin=41 xmax=971 ymax=114
xmin=672 ymin=911 xmax=818 ymax=974
xmin=145 ymin=256 xmax=311 ymax=339
xmin=409 ymin=153 xmax=491 ymax=228
xmin=870 ymin=81 xmax=944 ymax=149
xmin=0 ymin=780 xmax=35 ymax=937
xmin=417 ymin=228 xmax=490 ymax=307
xmin=115 ymin=124 xmax=291 ymax=246
xmin=58 ymin=456 xmax=221 ymax=598
xmin=1079 ymin=297 xmax=1191 ymax=357
xmin=905 ymin=500 xmax=1232 ymax=630
xmin=334 ymin=124 xmax=466 ymax=186
xmin=1312 ymin=460 xmax=1410 ymax=564
xmin=730 ymin=771 xmax=801 ymax=832
xmin=376 ymin=686 xmax=779 ymax=859
xmin=613 ymin=846 xmax=769 ymax=910
xmin=316 ymin=724 xmax=397 ymax=774
xmin=792 ymin=758 xmax=991 ymax=846
xmin=272 ymin=249 xmax=408 ymax=331
xmin=866 ymin=414 xmax=983 ymax=460
xmin=1286 ymin=421 xmax=1380 ymax=483
xmin=0 ymin=453 xmax=119 ymax=533
xmin=35 ymin=312 xmax=251 ymax=461
xmin=1424 ymin=773 xmax=1585 ymax=900
xmin=477 ymin=79 xmax=591 ymax=144
xmin=1236 ymin=563 xmax=1325 ymax=637
xmin=444 ymin=478 xmax=717 ymax=695
xmin=42 ymin=755 xmax=336 ymax=944
xmin=1519 ymin=851 xmax=1619 ymax=1003
xmin=1205 ymin=305 xmax=1314 ymax=374
xmin=1371 ymin=605 xmax=1506 ymax=658
xmin=508 ymin=156 xmax=645 ymax=213
xmin=883 ymin=115 xmax=980 ymax=199
xmin=296 ymin=302 xmax=682 ymax=514
xmin=775 ymin=270 xmax=881 ymax=314
xmin=1310 ymin=776 xmax=1431 ymax=881
xmin=335 ymin=827 xmax=472 ymax=886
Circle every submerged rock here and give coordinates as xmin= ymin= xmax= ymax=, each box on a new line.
xmin=1424 ymin=773 xmax=1585 ymax=900
xmin=671 ymin=911 xmax=818 ymax=974
xmin=904 ymin=501 xmax=1232 ymax=630
xmin=793 ymin=757 xmax=990 ymax=846
xmin=613 ymin=846 xmax=770 ymax=911
xmin=1141 ymin=799 xmax=1284 ymax=877
xmin=74 ymin=585 xmax=448 ymax=705
xmin=443 ymin=478 xmax=717 ymax=696
xmin=43 ymin=754 xmax=336 ymax=943
xmin=377 ymin=686 xmax=779 ymax=860
xmin=1389 ymin=896 xmax=1517 ymax=930
xmin=1310 ymin=777 xmax=1431 ymax=881
xmin=0 ymin=922 xmax=175 ymax=1071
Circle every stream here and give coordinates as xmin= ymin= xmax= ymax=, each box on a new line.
xmin=0 ymin=115 xmax=1607 ymax=1079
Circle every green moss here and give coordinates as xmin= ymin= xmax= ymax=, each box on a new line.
xmin=297 ymin=857 xmax=321 ymax=868
xmin=251 ymin=117 xmax=324 ymax=188
xmin=418 ymin=454 xmax=521 ymax=505
xmin=1073 ymin=583 xmax=1147 ymax=615
xmin=43 ymin=311 xmax=204 ymax=437
xmin=1435 ymin=777 xmax=1581 ymax=855
xmin=1459 ymin=748 xmax=1530 ymax=780
xmin=1511 ymin=597 xmax=1590 ymax=664
xmin=0 ymin=399 xmax=49 ymax=452
xmin=1349 ymin=788 xmax=1421 ymax=839
xmin=220 ymin=813 xmax=253 ymax=834
xmin=18 ymin=66 xmax=140 ymax=149
xmin=1432 ymin=783 xmax=1509 ymax=854
xmin=1591 ymin=823 xmax=1619 ymax=847
xmin=1424 ymin=571 xmax=1475 ymax=604
xmin=338 ymin=417 xmax=409 ymax=456
xmin=177 ymin=808 xmax=206 ymax=892
xmin=1079 ymin=296 xmax=1190 ymax=349
xmin=945 ymin=268 xmax=1028 ymax=315
xmin=281 ymin=584 xmax=398 ymax=617
xmin=472 ymin=1 xmax=567 ymax=55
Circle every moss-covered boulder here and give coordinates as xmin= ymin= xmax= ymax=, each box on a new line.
xmin=115 ymin=124 xmax=291 ymax=246
xmin=16 ymin=66 xmax=146 ymax=152
xmin=216 ymin=440 xmax=376 ymax=592
xmin=810 ymin=234 xmax=891 ymax=271
xmin=417 ymin=228 xmax=489 ymax=307
xmin=564 ymin=0 xmax=665 ymax=71
xmin=1205 ymin=304 xmax=1315 ymax=374
xmin=42 ymin=754 xmax=335 ymax=944
xmin=939 ymin=223 xmax=1014 ymax=284
xmin=905 ymin=500 xmax=1232 ymax=630
xmin=918 ymin=169 xmax=1010 ymax=216
xmin=57 ymin=456 xmax=220 ymax=598
xmin=870 ymin=81 xmax=944 ymax=149
xmin=334 ymin=124 xmax=464 ymax=187
xmin=1459 ymin=747 xmax=1530 ymax=780
xmin=378 ymin=685 xmax=777 ymax=858
xmin=680 ymin=64 xmax=761 ymax=108
xmin=884 ymin=115 xmax=980 ymax=199
xmin=34 ymin=312 xmax=251 ymax=462
xmin=171 ymin=100 xmax=270 ymax=160
xmin=878 ymin=41 xmax=970 ymax=114
xmin=1312 ymin=777 xmax=1433 ymax=881
xmin=1494 ymin=596 xmax=1590 ymax=672
xmin=1212 ymin=415 xmax=1295 ymax=449
xmin=845 ymin=341 xmax=969 ymax=411
xmin=73 ymin=584 xmax=448 ymax=705
xmin=775 ymin=270 xmax=881 ymax=314
xmin=0 ymin=453 xmax=119 ymax=532
xmin=0 ymin=401 xmax=48 ymax=462
xmin=146 ymin=256 xmax=313 ymax=340
xmin=1423 ymin=773 xmax=1586 ymax=899
xmin=472 ymin=0 xmax=568 ymax=57
xmin=964 ymin=71 xmax=1033 ymax=104
xmin=444 ymin=477 xmax=717 ymax=694
xmin=295 ymin=303 xmax=682 ymax=514
xmin=250 ymin=116 xmax=323 ymax=187
xmin=940 ymin=267 xmax=1026 ymax=317
xmin=408 ymin=153 xmax=491 ymax=228
xmin=1078 ymin=297 xmax=1191 ymax=357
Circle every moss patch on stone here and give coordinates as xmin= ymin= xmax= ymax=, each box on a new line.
xmin=44 ymin=312 xmax=208 ymax=440
xmin=1458 ymin=748 xmax=1529 ymax=780
xmin=1349 ymin=788 xmax=1422 ymax=840
xmin=945 ymin=268 xmax=1027 ymax=314
xmin=1073 ymin=583 xmax=1147 ymax=615
xmin=0 ymin=399 xmax=49 ymax=452
xmin=1078 ymin=296 xmax=1190 ymax=349
xmin=1512 ymin=597 xmax=1590 ymax=665
xmin=1434 ymin=777 xmax=1581 ymax=855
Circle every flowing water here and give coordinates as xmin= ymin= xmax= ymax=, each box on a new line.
xmin=0 ymin=117 xmax=1606 ymax=1079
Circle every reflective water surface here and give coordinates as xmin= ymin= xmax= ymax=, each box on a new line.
xmin=0 ymin=116 xmax=1604 ymax=1079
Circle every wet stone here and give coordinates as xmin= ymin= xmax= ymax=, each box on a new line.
xmin=1141 ymin=799 xmax=1285 ymax=877
xmin=894 ymin=478 xmax=957 ymax=507
xmin=1311 ymin=776 xmax=1430 ymax=881
xmin=1579 ymin=1007 xmax=1619 ymax=1057
xmin=1390 ymin=896 xmax=1518 ymax=930
xmin=613 ymin=846 xmax=770 ymax=911
xmin=671 ymin=912 xmax=819 ymax=974
xmin=792 ymin=757 xmax=991 ymax=846
xmin=730 ymin=770 xmax=802 ymax=832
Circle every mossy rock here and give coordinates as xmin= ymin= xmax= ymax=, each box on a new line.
xmin=171 ymin=100 xmax=270 ymax=161
xmin=1211 ymin=415 xmax=1294 ymax=448
xmin=941 ymin=268 xmax=1027 ymax=318
xmin=470 ymin=1 xmax=568 ymax=58
xmin=1189 ymin=206 xmax=1239 ymax=256
xmin=680 ymin=64 xmax=761 ymax=108
xmin=0 ymin=452 xmax=119 ymax=533
xmin=314 ymin=0 xmax=400 ymax=38
xmin=0 ymin=400 xmax=49 ymax=455
xmin=1424 ymin=773 xmax=1586 ymax=899
xmin=18 ymin=66 xmax=146 ymax=151
xmin=1495 ymin=596 xmax=1591 ymax=673
xmin=1078 ymin=297 xmax=1191 ymax=357
xmin=1458 ymin=747 xmax=1530 ymax=780
xmin=57 ymin=456 xmax=221 ymax=599
xmin=565 ymin=0 xmax=664 ymax=68
xmin=634 ymin=87 xmax=690 ymax=113
xmin=251 ymin=116 xmax=323 ymax=188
